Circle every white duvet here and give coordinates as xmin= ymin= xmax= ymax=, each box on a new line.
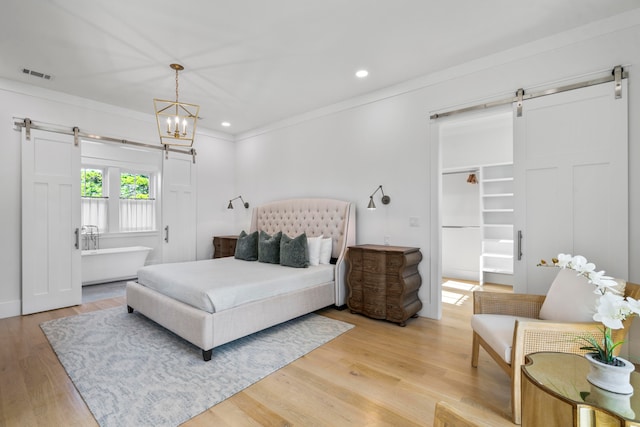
xmin=136 ymin=257 xmax=335 ymax=313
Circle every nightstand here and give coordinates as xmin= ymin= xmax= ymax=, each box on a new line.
xmin=346 ymin=244 xmax=422 ymax=326
xmin=212 ymin=235 xmax=238 ymax=258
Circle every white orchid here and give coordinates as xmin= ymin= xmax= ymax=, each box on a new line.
xmin=626 ymin=297 xmax=640 ymax=316
xmin=588 ymin=270 xmax=621 ymax=294
xmin=538 ymin=253 xmax=636 ymax=365
xmin=555 ymin=253 xmax=573 ymax=268
xmin=594 ymin=292 xmax=630 ymax=330
xmin=571 ymin=255 xmax=597 ymax=276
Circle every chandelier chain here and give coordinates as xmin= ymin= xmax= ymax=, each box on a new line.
xmin=175 ymin=68 xmax=179 ymax=103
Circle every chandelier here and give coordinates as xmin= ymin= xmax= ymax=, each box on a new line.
xmin=154 ymin=63 xmax=200 ymax=147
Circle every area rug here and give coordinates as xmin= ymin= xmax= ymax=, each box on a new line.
xmin=41 ymin=307 xmax=353 ymax=427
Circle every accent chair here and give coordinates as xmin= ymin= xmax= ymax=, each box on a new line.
xmin=470 ymin=269 xmax=640 ymax=424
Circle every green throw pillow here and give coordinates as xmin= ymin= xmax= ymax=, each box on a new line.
xmin=280 ymin=233 xmax=309 ymax=268
xmin=234 ymin=230 xmax=258 ymax=261
xmin=258 ymin=230 xmax=282 ymax=264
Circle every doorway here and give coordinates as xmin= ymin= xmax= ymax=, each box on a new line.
xmin=436 ymin=108 xmax=514 ymax=311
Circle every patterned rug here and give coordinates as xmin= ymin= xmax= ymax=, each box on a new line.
xmin=41 ymin=307 xmax=353 ymax=427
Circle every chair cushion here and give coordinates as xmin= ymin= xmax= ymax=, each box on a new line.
xmin=471 ymin=314 xmax=531 ymax=364
xmin=538 ymin=268 xmax=625 ymax=322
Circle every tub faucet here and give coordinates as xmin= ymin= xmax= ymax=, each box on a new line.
xmin=81 ymin=225 xmax=100 ymax=250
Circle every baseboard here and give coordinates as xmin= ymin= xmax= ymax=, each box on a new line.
xmin=483 ymin=272 xmax=514 ymax=286
xmin=442 ymin=269 xmax=481 ymax=282
xmin=0 ymin=299 xmax=21 ymax=319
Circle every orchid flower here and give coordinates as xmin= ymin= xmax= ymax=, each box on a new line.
xmin=571 ymin=255 xmax=596 ymax=276
xmin=556 ymin=253 xmax=573 ymax=268
xmin=625 ymin=297 xmax=640 ymax=316
xmin=588 ymin=270 xmax=621 ymax=294
xmin=593 ymin=292 xmax=628 ymax=330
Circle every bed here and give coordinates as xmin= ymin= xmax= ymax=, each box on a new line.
xmin=126 ymin=198 xmax=356 ymax=361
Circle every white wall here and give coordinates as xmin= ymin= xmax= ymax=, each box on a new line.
xmin=0 ymin=81 xmax=236 ymax=318
xmin=235 ymin=13 xmax=640 ymax=323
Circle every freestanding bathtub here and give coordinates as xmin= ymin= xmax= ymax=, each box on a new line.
xmin=81 ymin=246 xmax=153 ymax=285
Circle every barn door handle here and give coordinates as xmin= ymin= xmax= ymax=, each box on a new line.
xmin=74 ymin=228 xmax=80 ymax=249
xmin=517 ymin=230 xmax=523 ymax=260
xmin=164 ymin=225 xmax=169 ymax=243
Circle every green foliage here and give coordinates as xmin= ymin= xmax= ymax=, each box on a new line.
xmin=577 ymin=326 xmax=622 ymax=365
xmin=120 ymin=173 xmax=149 ymax=199
xmin=81 ymin=169 xmax=103 ymax=197
xmin=82 ymin=170 xmax=151 ymax=199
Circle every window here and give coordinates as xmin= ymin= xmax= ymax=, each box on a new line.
xmin=119 ymin=171 xmax=156 ymax=232
xmin=81 ymin=168 xmax=108 ymax=232
xmin=80 ymin=168 xmax=157 ymax=233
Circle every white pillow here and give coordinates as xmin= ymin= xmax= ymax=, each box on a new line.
xmin=538 ymin=268 xmax=625 ymax=322
xmin=319 ymin=237 xmax=332 ymax=264
xmin=307 ymin=235 xmax=323 ymax=266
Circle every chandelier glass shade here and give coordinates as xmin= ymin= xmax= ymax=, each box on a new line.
xmin=154 ymin=64 xmax=200 ymax=147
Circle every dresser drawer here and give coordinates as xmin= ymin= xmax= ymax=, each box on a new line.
xmin=362 ymin=251 xmax=387 ymax=274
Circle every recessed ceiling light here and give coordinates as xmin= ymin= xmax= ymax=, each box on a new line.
xmin=355 ymin=69 xmax=369 ymax=78
xmin=221 ymin=122 xmax=231 ymax=127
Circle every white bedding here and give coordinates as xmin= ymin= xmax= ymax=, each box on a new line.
xmin=137 ymin=257 xmax=335 ymax=313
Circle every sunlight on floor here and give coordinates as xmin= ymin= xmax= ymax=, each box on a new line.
xmin=441 ymin=280 xmax=481 ymax=305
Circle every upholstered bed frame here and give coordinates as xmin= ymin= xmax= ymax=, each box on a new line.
xmin=126 ymin=198 xmax=356 ymax=361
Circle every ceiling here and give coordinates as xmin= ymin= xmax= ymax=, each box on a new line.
xmin=2 ymin=1 xmax=639 ymax=135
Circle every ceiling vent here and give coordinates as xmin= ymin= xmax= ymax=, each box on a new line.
xmin=22 ymin=68 xmax=52 ymax=80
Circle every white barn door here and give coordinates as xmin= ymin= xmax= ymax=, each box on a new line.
xmin=513 ymin=81 xmax=628 ymax=294
xmin=22 ymin=129 xmax=81 ymax=314
xmin=162 ymin=153 xmax=197 ymax=263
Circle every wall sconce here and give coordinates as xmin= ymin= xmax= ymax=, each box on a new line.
xmin=227 ymin=196 xmax=249 ymax=209
xmin=367 ymin=185 xmax=391 ymax=210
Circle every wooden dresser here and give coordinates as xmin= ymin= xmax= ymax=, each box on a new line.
xmin=212 ymin=235 xmax=238 ymax=258
xmin=346 ymin=244 xmax=422 ymax=326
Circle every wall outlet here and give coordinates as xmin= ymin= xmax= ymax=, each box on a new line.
xmin=409 ymin=217 xmax=420 ymax=227
xmin=384 ymin=236 xmax=390 ymax=245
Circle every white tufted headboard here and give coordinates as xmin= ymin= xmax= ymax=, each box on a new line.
xmin=249 ymin=198 xmax=356 ymax=306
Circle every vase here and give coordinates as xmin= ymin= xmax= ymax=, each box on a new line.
xmin=585 ymin=353 xmax=634 ymax=394
xmin=584 ymin=383 xmax=635 ymax=419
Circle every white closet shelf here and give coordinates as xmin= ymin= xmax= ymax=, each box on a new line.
xmin=483 ymin=193 xmax=514 ymax=198
xmin=483 ymin=253 xmax=514 ymax=259
xmin=482 ymin=267 xmax=514 ymax=274
xmin=480 ymin=163 xmax=515 ymax=285
xmin=482 ymin=177 xmax=514 ymax=183
xmin=482 ymin=209 xmax=514 ymax=213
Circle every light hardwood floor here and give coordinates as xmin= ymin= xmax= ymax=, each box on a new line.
xmin=0 ymin=281 xmax=516 ymax=426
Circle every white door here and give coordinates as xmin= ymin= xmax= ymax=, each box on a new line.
xmin=513 ymin=81 xmax=628 ymax=294
xmin=22 ymin=129 xmax=81 ymax=314
xmin=162 ymin=152 xmax=197 ymax=263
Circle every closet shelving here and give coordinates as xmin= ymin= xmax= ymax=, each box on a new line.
xmin=480 ymin=163 xmax=514 ymax=284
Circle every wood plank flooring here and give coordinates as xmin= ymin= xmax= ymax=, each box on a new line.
xmin=0 ymin=281 xmax=516 ymax=426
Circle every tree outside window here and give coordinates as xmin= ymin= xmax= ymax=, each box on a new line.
xmin=120 ymin=173 xmax=150 ymax=199
xmin=81 ymin=168 xmax=103 ymax=197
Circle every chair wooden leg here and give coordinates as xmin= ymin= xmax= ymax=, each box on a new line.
xmin=471 ymin=332 xmax=480 ymax=368
xmin=511 ymin=365 xmax=522 ymax=425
